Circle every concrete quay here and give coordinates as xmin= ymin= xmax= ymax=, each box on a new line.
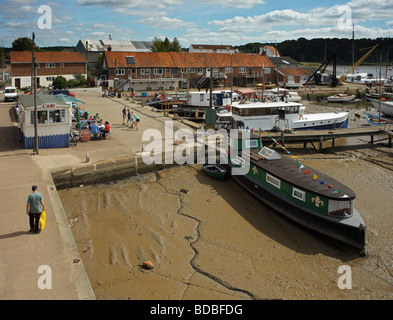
xmin=0 ymin=89 xmax=198 ymax=299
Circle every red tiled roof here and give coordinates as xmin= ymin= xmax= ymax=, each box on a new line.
xmin=11 ymin=51 xmax=87 ymax=63
xmin=104 ymin=51 xmax=275 ymax=69
xmin=278 ymin=67 xmax=312 ymax=76
xmin=105 ymin=51 xmax=176 ymax=68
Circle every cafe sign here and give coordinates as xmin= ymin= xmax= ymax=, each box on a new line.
xmin=41 ymin=103 xmax=56 ymax=109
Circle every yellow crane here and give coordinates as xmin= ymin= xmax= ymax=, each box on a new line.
xmin=337 ymin=44 xmax=379 ymax=85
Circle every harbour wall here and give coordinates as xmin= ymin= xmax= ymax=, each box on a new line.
xmin=52 ymin=141 xmax=224 ymax=189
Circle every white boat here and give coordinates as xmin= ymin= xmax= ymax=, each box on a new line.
xmin=327 ymin=94 xmax=356 ymax=103
xmin=220 ymin=100 xmax=349 ymax=131
xmin=371 ymin=100 xmax=393 ymax=117
xmin=264 ymin=88 xmax=302 ymax=102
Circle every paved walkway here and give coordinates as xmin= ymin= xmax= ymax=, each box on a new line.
xmin=0 ymin=101 xmax=94 ymax=299
xmin=0 ymin=90 xmax=199 ymax=299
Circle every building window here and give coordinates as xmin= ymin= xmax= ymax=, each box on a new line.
xmin=181 ymin=68 xmax=187 ymax=73
xmin=266 ymin=173 xmax=281 ymax=189
xmin=141 ymin=69 xmax=150 ymax=75
xmin=292 ymin=188 xmax=306 ymax=202
xmin=225 ymin=67 xmax=232 ymax=73
xmin=188 ymin=68 xmax=195 ymax=73
xmin=239 ymin=67 xmax=246 ymax=73
xmin=116 ymin=69 xmax=125 ymax=75
xmin=46 ymin=77 xmax=55 ymax=81
xmin=60 ymin=63 xmax=64 ymax=68
xmin=46 ymin=63 xmax=55 ymax=68
xmin=154 ymin=68 xmax=163 ymax=75
xmin=197 ymin=68 xmax=203 ymax=75
xmin=31 ymin=111 xmax=48 ymax=124
xmin=49 ymin=109 xmax=65 ymax=123
xmin=263 ymin=68 xmax=271 ymax=74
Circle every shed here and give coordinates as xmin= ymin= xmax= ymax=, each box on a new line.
xmin=18 ymin=94 xmax=71 ymax=149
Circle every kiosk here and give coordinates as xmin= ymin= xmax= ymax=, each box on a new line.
xmin=18 ymin=94 xmax=71 ymax=148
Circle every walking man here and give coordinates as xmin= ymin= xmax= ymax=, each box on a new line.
xmin=26 ymin=185 xmax=45 ymax=233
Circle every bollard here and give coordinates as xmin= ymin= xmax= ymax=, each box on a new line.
xmin=86 ymin=153 xmax=90 ymax=163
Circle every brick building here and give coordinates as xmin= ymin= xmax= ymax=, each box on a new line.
xmin=99 ymin=51 xmax=275 ymax=91
xmin=10 ymin=51 xmax=87 ymax=89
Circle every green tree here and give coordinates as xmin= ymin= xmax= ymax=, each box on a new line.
xmin=12 ymin=37 xmax=39 ymax=51
xmin=150 ymin=37 xmax=182 ymax=52
xmin=53 ymin=76 xmax=67 ymax=89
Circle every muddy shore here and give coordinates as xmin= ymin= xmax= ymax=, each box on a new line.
xmin=58 ymin=151 xmax=393 ymax=300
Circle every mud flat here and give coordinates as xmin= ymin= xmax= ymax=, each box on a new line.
xmin=58 ymin=150 xmax=393 ymax=299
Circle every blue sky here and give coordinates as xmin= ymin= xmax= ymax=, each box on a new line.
xmin=1 ymin=0 xmax=393 ymax=48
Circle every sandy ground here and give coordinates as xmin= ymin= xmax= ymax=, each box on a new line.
xmin=59 ymin=152 xmax=393 ymax=300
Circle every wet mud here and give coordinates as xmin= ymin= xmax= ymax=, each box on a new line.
xmin=59 ymin=151 xmax=393 ymax=299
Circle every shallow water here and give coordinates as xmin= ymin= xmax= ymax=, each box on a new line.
xmin=59 ymin=155 xmax=393 ymax=300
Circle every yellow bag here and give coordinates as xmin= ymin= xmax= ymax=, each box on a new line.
xmin=39 ymin=210 xmax=46 ymax=230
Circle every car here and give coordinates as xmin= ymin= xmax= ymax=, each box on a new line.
xmin=48 ymin=89 xmax=75 ymax=97
xmin=4 ymin=86 xmax=18 ymax=102
xmin=256 ymin=82 xmax=276 ymax=89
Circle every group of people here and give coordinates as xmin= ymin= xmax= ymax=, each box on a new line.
xmin=122 ymin=106 xmax=140 ymax=130
xmin=90 ymin=120 xmax=111 ymax=139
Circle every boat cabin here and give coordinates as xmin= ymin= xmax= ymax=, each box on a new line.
xmin=187 ymin=90 xmax=236 ymax=107
xmin=231 ymin=100 xmax=303 ymax=130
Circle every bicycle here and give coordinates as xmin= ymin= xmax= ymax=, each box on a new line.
xmin=70 ymin=129 xmax=79 ymax=146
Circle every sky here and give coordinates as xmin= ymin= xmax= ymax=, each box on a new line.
xmin=1 ymin=0 xmax=393 ymax=48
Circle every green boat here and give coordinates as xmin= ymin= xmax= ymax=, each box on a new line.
xmin=202 ymin=164 xmax=227 ymax=180
xmin=228 ymin=133 xmax=366 ymax=254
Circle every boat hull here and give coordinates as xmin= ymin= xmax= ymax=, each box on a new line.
xmin=371 ymin=100 xmax=393 ymax=117
xmin=230 ymin=168 xmax=366 ymax=253
xmin=202 ymin=164 xmax=227 ymax=180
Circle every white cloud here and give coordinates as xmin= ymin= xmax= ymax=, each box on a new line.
xmin=138 ymin=17 xmax=195 ymax=29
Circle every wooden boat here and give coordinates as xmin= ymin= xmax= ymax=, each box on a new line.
xmin=366 ymin=114 xmax=393 ymax=126
xmin=202 ymin=163 xmax=227 ymax=180
xmin=327 ymin=94 xmax=356 ymax=103
xmin=227 ymin=134 xmax=366 ymax=254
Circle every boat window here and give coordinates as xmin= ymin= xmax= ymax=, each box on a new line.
xmin=271 ymin=108 xmax=279 ymax=115
xmin=266 ymin=173 xmax=281 ymax=189
xmin=292 ymin=188 xmax=306 ymax=202
xmin=245 ymin=140 xmax=259 ymax=148
xmin=328 ymin=200 xmax=353 ymax=218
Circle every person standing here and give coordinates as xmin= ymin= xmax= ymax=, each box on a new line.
xmin=122 ymin=106 xmax=127 ymax=125
xmin=26 ymin=185 xmax=45 ymax=233
xmin=127 ymin=109 xmax=133 ymax=128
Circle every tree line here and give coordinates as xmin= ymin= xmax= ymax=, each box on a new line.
xmin=235 ymin=37 xmax=393 ymax=65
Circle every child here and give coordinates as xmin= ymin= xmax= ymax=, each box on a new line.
xmin=133 ymin=114 xmax=140 ymax=131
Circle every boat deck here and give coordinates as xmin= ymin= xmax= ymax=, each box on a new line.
xmin=259 ymin=126 xmax=393 ymax=152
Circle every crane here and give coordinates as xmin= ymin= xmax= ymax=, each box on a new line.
xmin=337 ymin=44 xmax=379 ymax=86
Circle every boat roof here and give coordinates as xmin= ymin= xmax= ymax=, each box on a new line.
xmin=232 ymin=101 xmax=303 ymax=109
xmin=249 ymin=148 xmax=356 ymax=200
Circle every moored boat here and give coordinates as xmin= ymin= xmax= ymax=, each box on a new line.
xmin=366 ymin=114 xmax=393 ymax=126
xmin=371 ymin=100 xmax=393 ymax=117
xmin=202 ymin=163 xmax=227 ymax=180
xmin=327 ymin=94 xmax=356 ymax=103
xmin=223 ymin=100 xmax=349 ymax=131
xmin=227 ymin=134 xmax=366 ymax=254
